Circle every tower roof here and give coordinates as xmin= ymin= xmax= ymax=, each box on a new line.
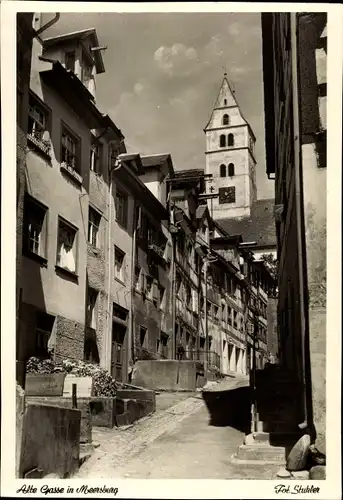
xmin=204 ymin=73 xmax=256 ymax=140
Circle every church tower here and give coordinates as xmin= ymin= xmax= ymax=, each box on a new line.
xmin=204 ymin=74 xmax=257 ymax=220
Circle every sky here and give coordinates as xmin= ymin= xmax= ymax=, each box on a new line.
xmin=41 ymin=12 xmax=274 ymax=200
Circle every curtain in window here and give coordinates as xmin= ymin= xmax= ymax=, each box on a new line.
xmin=58 ymin=226 xmax=76 ymax=272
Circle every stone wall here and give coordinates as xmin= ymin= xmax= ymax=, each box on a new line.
xmin=132 ymin=360 xmax=198 ymax=391
xmin=18 ymin=402 xmax=81 ymax=478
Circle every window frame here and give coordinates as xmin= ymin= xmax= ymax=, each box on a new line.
xmin=86 ymin=287 xmax=98 ymax=329
xmin=56 ymin=216 xmax=79 ymax=276
xmin=88 ymin=206 xmax=101 ymax=248
xmin=114 ymin=246 xmax=125 ymax=283
xmin=90 ymin=135 xmax=103 ymax=175
xmin=65 ymin=51 xmax=76 ymax=72
xmin=27 ymin=92 xmax=51 ymax=155
xmin=60 ymin=122 xmax=81 ymax=174
xmin=23 ymin=194 xmax=48 ymax=263
xmin=115 ymin=188 xmax=128 ymax=228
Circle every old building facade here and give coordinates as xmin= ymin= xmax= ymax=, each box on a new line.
xmin=17 ymin=16 xmax=276 ymax=390
xmin=261 ymin=12 xmax=327 ymax=452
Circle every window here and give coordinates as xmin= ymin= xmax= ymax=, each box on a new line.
xmin=207 ymin=301 xmax=212 ymax=317
xmin=228 ymin=163 xmax=235 ymax=177
xmin=56 ymin=218 xmax=78 ymax=274
xmin=220 ymin=164 xmax=226 ymax=177
xmin=220 ymin=134 xmax=226 ymax=148
xmin=224 ymin=98 xmax=227 ymax=105
xmin=90 ymin=136 xmax=103 ymax=174
xmin=146 ymin=276 xmax=153 ymax=299
xmin=88 ymin=207 xmax=101 ymax=247
xmin=114 ymin=246 xmax=125 ymax=282
xmin=223 ymin=114 xmax=229 ymax=125
xmin=221 ymin=303 xmax=226 ymax=323
xmin=228 ymin=133 xmax=234 ymax=147
xmin=28 ymin=96 xmax=48 ymax=142
xmin=228 ymin=307 xmax=232 ymax=326
xmin=219 ymin=186 xmax=236 ymax=204
xmin=175 ymin=273 xmax=181 ymax=295
xmin=61 ymin=126 xmax=79 ymax=172
xmin=159 ymin=284 xmax=165 ymax=309
xmin=115 ymin=189 xmax=128 ymax=228
xmin=185 ymin=284 xmax=192 ymax=309
xmin=134 ymin=266 xmax=141 ymax=290
xmin=36 ymin=311 xmax=55 ymax=358
xmin=86 ymin=287 xmax=98 ymax=329
xmin=65 ymin=51 xmax=75 ymax=72
xmin=140 ymin=326 xmax=147 ymax=347
xmin=23 ymin=195 xmax=48 ymax=259
xmin=233 ymin=310 xmax=238 ymax=328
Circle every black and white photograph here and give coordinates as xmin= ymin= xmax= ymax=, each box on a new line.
xmin=1 ymin=2 xmax=341 ymax=498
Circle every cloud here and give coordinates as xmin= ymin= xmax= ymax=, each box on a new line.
xmin=154 ymin=43 xmax=199 ymax=76
xmin=227 ymin=22 xmax=242 ymax=37
xmin=169 ymin=87 xmax=199 ymax=107
xmin=134 ymin=82 xmax=145 ymax=94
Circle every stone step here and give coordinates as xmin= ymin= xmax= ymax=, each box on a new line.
xmin=236 ymin=443 xmax=286 ymax=462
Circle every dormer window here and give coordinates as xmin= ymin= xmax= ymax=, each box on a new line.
xmin=65 ymin=51 xmax=75 ymax=72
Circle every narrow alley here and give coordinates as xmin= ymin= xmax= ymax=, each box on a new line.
xmin=76 ymin=378 xmax=280 ymax=480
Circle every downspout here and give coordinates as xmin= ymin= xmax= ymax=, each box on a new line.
xmin=130 ymin=203 xmax=139 ymax=365
xmin=105 ymin=149 xmax=123 ymax=373
xmin=32 ymin=13 xmax=60 ymax=44
xmin=203 ymin=258 xmax=208 ymax=379
xmin=290 ymin=13 xmax=310 ymax=431
xmin=171 ymin=234 xmax=177 ymax=360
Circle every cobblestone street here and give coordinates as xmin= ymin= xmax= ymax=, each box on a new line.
xmin=76 ymin=379 xmax=280 ymax=480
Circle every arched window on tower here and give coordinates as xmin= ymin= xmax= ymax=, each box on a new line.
xmin=220 ymin=164 xmax=226 ymax=177
xmin=220 ymin=135 xmax=226 ymax=148
xmin=228 ymin=163 xmax=235 ymax=176
xmin=223 ymin=114 xmax=229 ymax=126
xmin=228 ymin=133 xmax=234 ymax=147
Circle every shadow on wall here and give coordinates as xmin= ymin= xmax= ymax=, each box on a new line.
xmin=202 ymin=386 xmax=251 ymax=433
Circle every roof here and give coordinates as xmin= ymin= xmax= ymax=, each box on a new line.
xmin=141 ymin=154 xmax=170 ymax=168
xmin=141 ymin=154 xmax=174 ymax=176
xmin=43 ymin=28 xmax=105 ymax=74
xmin=172 ymin=168 xmax=205 ymax=179
xmin=216 ymin=199 xmax=276 ymax=248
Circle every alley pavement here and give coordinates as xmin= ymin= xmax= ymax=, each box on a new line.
xmin=76 ymin=377 xmax=280 ymax=479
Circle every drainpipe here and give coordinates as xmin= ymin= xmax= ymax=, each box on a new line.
xmin=203 ymin=258 xmax=209 ymax=379
xmin=130 ymin=203 xmax=140 ymax=365
xmin=105 ymin=145 xmax=124 ymax=373
xmin=32 ymin=13 xmax=60 ymax=44
xmin=290 ymin=13 xmax=310 ymax=431
xmin=171 ymin=234 xmax=177 ymax=360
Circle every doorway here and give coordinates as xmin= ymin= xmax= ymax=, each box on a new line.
xmin=111 ymin=303 xmax=129 ymax=382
